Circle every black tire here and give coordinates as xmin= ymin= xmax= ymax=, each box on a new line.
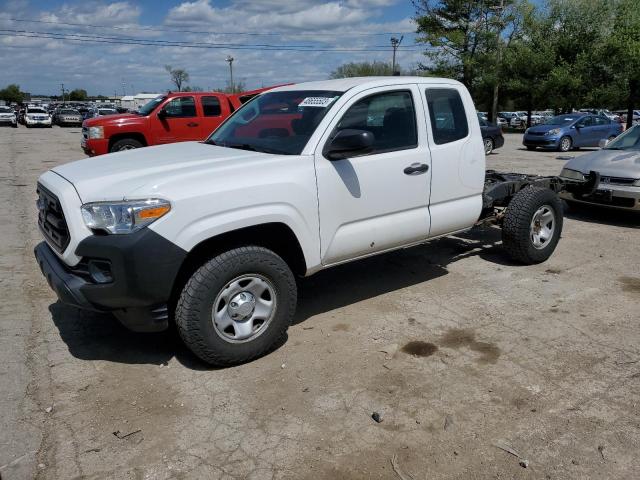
xmin=12 ymin=123 xmax=17 ymax=128
xmin=110 ymin=138 xmax=144 ymax=152
xmin=526 ymin=146 xmax=536 ymax=151
xmin=558 ymin=136 xmax=572 ymax=152
xmin=175 ymin=246 xmax=297 ymax=366
xmin=483 ymin=137 xmax=494 ymax=155
xmin=502 ymin=186 xmax=563 ymax=264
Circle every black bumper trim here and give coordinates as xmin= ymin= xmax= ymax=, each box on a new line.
xmin=34 ymin=229 xmax=187 ymax=312
xmin=34 ymin=242 xmax=101 ymax=311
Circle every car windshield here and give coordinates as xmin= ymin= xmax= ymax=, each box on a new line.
xmin=98 ymin=109 xmax=117 ymax=115
xmin=0 ymin=107 xmax=11 ymax=113
xmin=138 ymin=96 xmax=165 ymax=115
xmin=545 ymin=115 xmax=581 ymax=126
xmin=206 ymin=90 xmax=342 ymax=155
xmin=604 ymin=125 xmax=640 ymax=150
xmin=29 ymin=108 xmax=46 ymax=114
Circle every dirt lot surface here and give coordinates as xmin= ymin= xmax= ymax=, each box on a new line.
xmin=1 ymin=128 xmax=639 ymax=480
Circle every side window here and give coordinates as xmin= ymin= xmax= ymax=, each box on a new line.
xmin=333 ymin=90 xmax=417 ymax=155
xmin=594 ymin=116 xmax=609 ymax=126
xmin=577 ymin=116 xmax=593 ymax=127
xmin=425 ymin=88 xmax=469 ymax=144
xmin=202 ymin=96 xmax=221 ymax=117
xmin=163 ymin=96 xmax=196 ymax=118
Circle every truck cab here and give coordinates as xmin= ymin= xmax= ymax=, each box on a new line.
xmin=81 ymin=90 xmax=269 ymax=156
xmin=36 ymin=77 xmax=587 ymax=367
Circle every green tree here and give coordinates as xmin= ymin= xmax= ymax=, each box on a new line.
xmin=330 ymin=61 xmax=395 ymax=78
xmin=600 ymin=0 xmax=640 ymax=127
xmin=0 ymin=84 xmax=24 ymax=104
xmin=68 ymin=88 xmax=88 ymax=101
xmin=165 ymin=65 xmax=190 ymax=91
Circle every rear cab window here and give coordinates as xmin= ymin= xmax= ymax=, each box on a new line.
xmin=202 ymin=96 xmax=222 ymax=117
xmin=425 ymin=88 xmax=469 ymax=144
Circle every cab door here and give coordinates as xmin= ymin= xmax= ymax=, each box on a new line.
xmin=573 ymin=116 xmax=597 ymax=147
xmin=199 ymin=95 xmax=230 ymax=138
xmin=314 ymin=85 xmax=431 ymax=266
xmin=150 ymin=96 xmax=201 ymax=144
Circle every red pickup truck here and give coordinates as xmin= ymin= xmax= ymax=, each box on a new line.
xmin=81 ymin=88 xmax=272 ymax=156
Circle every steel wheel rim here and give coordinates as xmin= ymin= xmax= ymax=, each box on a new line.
xmin=118 ymin=144 xmax=137 ymax=151
xmin=484 ymin=138 xmax=493 ymax=154
xmin=561 ymin=137 xmax=571 ymax=151
xmin=530 ymin=205 xmax=555 ymax=250
xmin=212 ymin=274 xmax=277 ymax=343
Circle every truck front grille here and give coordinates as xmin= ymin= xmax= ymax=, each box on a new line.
xmin=37 ymin=183 xmax=70 ymax=253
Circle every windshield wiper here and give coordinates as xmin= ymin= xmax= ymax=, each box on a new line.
xmin=226 ymin=143 xmax=258 ymax=152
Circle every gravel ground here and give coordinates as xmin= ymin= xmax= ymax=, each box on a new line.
xmin=1 ymin=127 xmax=639 ymax=480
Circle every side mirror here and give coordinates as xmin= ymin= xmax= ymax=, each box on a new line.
xmin=157 ymin=108 xmax=167 ymax=119
xmin=598 ymin=138 xmax=609 ymax=149
xmin=324 ymin=129 xmax=374 ymax=160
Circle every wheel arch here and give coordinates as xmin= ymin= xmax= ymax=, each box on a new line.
xmin=169 ymin=222 xmax=308 ymax=308
xmin=108 ymin=132 xmax=148 ymax=151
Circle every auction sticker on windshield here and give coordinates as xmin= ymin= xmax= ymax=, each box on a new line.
xmin=299 ymin=97 xmax=338 ymax=108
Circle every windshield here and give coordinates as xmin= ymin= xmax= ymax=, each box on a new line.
xmin=545 ymin=115 xmax=581 ymax=126
xmin=0 ymin=107 xmax=11 ymax=113
xmin=29 ymin=108 xmax=46 ymax=114
xmin=604 ymin=125 xmax=640 ymax=150
xmin=138 ymin=96 xmax=165 ymax=115
xmin=207 ymin=90 xmax=342 ymax=155
xmin=98 ymin=109 xmax=117 ymax=115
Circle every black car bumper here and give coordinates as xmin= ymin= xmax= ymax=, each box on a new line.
xmin=34 ymin=229 xmax=187 ymax=331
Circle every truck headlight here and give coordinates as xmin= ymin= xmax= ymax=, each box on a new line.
xmin=81 ymin=199 xmax=171 ymax=234
xmin=546 ymin=128 xmax=561 ymax=136
xmin=560 ymin=168 xmax=585 ymax=181
xmin=88 ymin=126 xmax=104 ymax=139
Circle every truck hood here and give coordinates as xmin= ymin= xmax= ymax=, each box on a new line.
xmin=564 ymin=148 xmax=640 ymax=179
xmin=83 ymin=113 xmax=144 ymax=127
xmin=52 ymin=141 xmax=268 ymax=202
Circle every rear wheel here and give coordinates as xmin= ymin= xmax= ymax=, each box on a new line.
xmin=483 ymin=137 xmax=494 ymax=155
xmin=558 ymin=136 xmax=572 ymax=152
xmin=110 ymin=138 xmax=144 ymax=152
xmin=502 ymin=187 xmax=563 ymax=264
xmin=175 ymin=246 xmax=297 ymax=366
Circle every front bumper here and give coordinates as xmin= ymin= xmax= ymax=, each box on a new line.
xmin=523 ymin=135 xmax=560 ymax=148
xmin=560 ymin=183 xmax=640 ymax=210
xmin=34 ymin=228 xmax=187 ymax=331
xmin=0 ymin=117 xmax=16 ymax=125
xmin=82 ymin=137 xmax=109 ymax=156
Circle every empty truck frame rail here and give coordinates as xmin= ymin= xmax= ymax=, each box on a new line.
xmin=34 ymin=77 xmax=598 ymax=366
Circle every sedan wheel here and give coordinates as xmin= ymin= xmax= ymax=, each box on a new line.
xmin=559 ymin=136 xmax=572 ymax=152
xmin=484 ymin=137 xmax=494 ymax=155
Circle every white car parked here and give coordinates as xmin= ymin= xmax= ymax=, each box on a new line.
xmin=0 ymin=106 xmax=17 ymax=127
xmin=25 ymin=106 xmax=52 ymax=128
xmin=34 ymin=77 xmax=597 ymax=366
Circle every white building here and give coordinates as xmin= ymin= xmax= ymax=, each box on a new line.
xmin=120 ymin=93 xmax=162 ymax=111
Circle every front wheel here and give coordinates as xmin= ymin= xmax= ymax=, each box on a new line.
xmin=558 ymin=136 xmax=572 ymax=152
xmin=502 ymin=187 xmax=563 ymax=264
xmin=175 ymin=246 xmax=297 ymax=366
xmin=110 ymin=138 xmax=144 ymax=152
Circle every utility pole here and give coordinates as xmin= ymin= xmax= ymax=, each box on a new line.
xmin=225 ymin=55 xmax=234 ymax=92
xmin=490 ymin=0 xmax=505 ymax=124
xmin=390 ymin=36 xmax=403 ymax=75
xmin=60 ymin=83 xmax=65 ymax=103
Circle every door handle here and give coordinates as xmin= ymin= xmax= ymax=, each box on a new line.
xmin=187 ymin=122 xmax=199 ymax=127
xmin=404 ymin=163 xmax=429 ymax=175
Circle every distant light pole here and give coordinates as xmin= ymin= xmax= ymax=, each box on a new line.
xmin=490 ymin=0 xmax=505 ymax=124
xmin=225 ymin=55 xmax=234 ymax=92
xmin=391 ymin=35 xmax=403 ymax=75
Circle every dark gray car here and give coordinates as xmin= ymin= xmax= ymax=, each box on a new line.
xmin=559 ymin=125 xmax=640 ymax=210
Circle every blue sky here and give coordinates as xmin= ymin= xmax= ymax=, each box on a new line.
xmin=1 ymin=0 xmax=421 ymax=95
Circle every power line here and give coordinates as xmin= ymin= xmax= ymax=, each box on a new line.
xmin=8 ymin=17 xmax=415 ymax=37
xmin=0 ymin=29 xmax=425 ymax=52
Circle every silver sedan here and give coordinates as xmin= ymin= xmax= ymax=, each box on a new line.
xmin=559 ymin=125 xmax=640 ymax=211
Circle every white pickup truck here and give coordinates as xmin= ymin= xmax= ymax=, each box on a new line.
xmin=34 ymin=77 xmax=598 ymax=366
